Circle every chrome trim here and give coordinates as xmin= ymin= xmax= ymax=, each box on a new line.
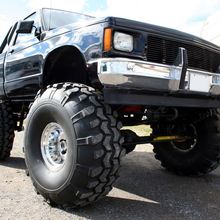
xmin=90 ymin=58 xmax=220 ymax=94
xmin=41 ymin=122 xmax=67 ymax=171
xmin=5 ymin=73 xmax=42 ymax=83
xmin=97 ymin=58 xmax=182 ymax=79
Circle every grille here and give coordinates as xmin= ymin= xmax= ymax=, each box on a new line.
xmin=147 ymin=36 xmax=220 ymax=73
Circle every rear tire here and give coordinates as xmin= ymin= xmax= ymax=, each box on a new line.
xmin=0 ymin=103 xmax=15 ymax=161
xmin=152 ymin=110 xmax=220 ymax=176
xmin=24 ymin=83 xmax=125 ymax=208
xmin=121 ymin=129 xmax=137 ymax=153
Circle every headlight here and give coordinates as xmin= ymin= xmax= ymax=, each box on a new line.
xmin=113 ymin=32 xmax=133 ymax=52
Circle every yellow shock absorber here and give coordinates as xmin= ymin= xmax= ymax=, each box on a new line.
xmin=153 ymin=136 xmax=186 ymax=142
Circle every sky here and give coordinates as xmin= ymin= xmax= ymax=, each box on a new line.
xmin=1 ymin=0 xmax=220 ymax=44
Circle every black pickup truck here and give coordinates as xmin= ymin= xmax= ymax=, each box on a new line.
xmin=0 ymin=8 xmax=220 ymax=208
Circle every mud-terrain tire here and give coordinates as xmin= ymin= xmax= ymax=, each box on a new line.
xmin=152 ymin=111 xmax=220 ymax=176
xmin=24 ymin=83 xmax=125 ymax=208
xmin=0 ymin=103 xmax=15 ymax=161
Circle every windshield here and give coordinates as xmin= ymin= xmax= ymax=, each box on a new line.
xmin=42 ymin=8 xmax=94 ymax=30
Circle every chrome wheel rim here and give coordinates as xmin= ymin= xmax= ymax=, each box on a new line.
xmin=41 ymin=123 xmax=68 ymax=171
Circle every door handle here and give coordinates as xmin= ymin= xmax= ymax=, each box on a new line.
xmin=8 ymin=49 xmax=14 ymax=54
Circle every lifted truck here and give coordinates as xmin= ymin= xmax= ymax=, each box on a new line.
xmin=0 ymin=8 xmax=220 ymax=208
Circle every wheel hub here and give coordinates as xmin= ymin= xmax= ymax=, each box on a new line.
xmin=41 ymin=123 xmax=68 ymax=171
xmin=169 ymin=123 xmax=197 ymax=152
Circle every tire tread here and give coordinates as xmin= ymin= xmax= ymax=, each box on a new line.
xmin=27 ymin=83 xmax=124 ymax=208
xmin=0 ymin=103 xmax=15 ymax=160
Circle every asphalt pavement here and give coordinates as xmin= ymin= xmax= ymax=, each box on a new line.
xmin=0 ymin=131 xmax=219 ymax=220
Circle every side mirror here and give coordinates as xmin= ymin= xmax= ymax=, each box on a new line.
xmin=16 ymin=21 xmax=34 ymax=34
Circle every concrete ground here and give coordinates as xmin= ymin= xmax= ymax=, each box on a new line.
xmin=0 ymin=131 xmax=220 ymax=220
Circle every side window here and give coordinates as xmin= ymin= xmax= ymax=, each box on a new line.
xmin=2 ymin=24 xmax=18 ymax=53
xmin=0 ymin=27 xmax=12 ymax=54
xmin=2 ymin=44 xmax=9 ymax=54
xmin=14 ymin=13 xmax=38 ymax=45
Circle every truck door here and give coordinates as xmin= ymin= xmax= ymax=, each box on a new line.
xmin=4 ymin=12 xmax=43 ymax=99
xmin=0 ymin=27 xmax=12 ymax=99
xmin=0 ymin=51 xmax=7 ymax=98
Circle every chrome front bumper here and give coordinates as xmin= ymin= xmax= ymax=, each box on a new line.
xmin=93 ymin=57 xmax=220 ymax=95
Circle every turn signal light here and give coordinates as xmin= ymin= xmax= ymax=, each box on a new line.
xmin=104 ymin=28 xmax=112 ymax=52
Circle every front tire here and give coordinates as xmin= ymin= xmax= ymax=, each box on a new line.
xmin=24 ymin=83 xmax=124 ymax=207
xmin=152 ymin=110 xmax=220 ymax=176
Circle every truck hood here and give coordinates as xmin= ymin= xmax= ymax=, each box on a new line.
xmin=46 ymin=16 xmax=220 ymax=53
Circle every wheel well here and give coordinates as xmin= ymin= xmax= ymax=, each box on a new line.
xmin=42 ymin=46 xmax=89 ymax=87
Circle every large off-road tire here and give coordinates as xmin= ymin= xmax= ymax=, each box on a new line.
xmin=152 ymin=111 xmax=220 ymax=176
xmin=0 ymin=103 xmax=15 ymax=161
xmin=24 ymin=83 xmax=125 ymax=208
